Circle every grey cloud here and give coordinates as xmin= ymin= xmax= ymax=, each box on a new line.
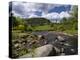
xmin=11 ymin=2 xmax=71 ymax=20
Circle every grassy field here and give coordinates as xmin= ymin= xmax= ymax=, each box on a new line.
xmin=29 ymin=24 xmax=77 ymax=35
xmin=33 ymin=25 xmax=51 ymax=31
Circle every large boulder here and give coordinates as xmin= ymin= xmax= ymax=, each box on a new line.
xmin=34 ymin=44 xmax=53 ymax=57
xmin=20 ymin=44 xmax=59 ymax=58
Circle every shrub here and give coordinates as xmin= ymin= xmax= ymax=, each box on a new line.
xmin=57 ymin=25 xmax=65 ymax=31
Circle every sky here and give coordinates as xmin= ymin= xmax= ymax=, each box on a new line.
xmin=10 ymin=1 xmax=73 ymax=22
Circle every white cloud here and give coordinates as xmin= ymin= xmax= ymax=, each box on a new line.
xmin=59 ymin=11 xmax=71 ymax=18
xmin=42 ymin=12 xmax=59 ymax=19
xmin=28 ymin=14 xmax=40 ymax=18
xmin=42 ymin=11 xmax=71 ymax=20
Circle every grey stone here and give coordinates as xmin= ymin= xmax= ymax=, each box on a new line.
xmin=20 ymin=44 xmax=54 ymax=58
xmin=34 ymin=44 xmax=53 ymax=57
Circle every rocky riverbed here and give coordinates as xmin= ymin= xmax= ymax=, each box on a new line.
xmin=12 ymin=31 xmax=78 ymax=58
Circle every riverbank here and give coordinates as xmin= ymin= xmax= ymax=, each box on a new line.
xmin=11 ymin=31 xmax=78 ymax=58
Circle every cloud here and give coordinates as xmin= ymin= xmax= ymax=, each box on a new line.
xmin=59 ymin=11 xmax=71 ymax=18
xmin=12 ymin=11 xmax=22 ymax=17
xmin=42 ymin=12 xmax=59 ymax=19
xmin=42 ymin=11 xmax=71 ymax=20
xmin=28 ymin=14 xmax=40 ymax=18
xmin=11 ymin=2 xmax=71 ymax=21
xmin=12 ymin=2 xmax=45 ymax=18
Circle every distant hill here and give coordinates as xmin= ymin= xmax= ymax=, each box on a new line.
xmin=25 ymin=18 xmax=51 ymax=26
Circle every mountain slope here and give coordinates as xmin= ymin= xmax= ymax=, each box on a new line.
xmin=25 ymin=18 xmax=51 ymax=26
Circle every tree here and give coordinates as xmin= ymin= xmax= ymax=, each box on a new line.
xmin=50 ymin=23 xmax=54 ymax=27
xmin=60 ymin=17 xmax=68 ymax=25
xmin=70 ymin=6 xmax=78 ymax=19
xmin=12 ymin=16 xmax=19 ymax=27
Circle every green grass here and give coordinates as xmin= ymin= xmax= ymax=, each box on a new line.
xmin=34 ymin=25 xmax=50 ymax=30
xmin=33 ymin=25 xmax=52 ymax=31
xmin=33 ymin=25 xmax=77 ymax=35
xmin=63 ymin=30 xmax=77 ymax=35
